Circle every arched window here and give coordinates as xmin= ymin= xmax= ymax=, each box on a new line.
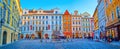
xmin=116 ymin=7 xmax=120 ymax=19
xmin=112 ymin=12 xmax=114 ymax=20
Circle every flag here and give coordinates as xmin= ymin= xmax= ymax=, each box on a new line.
xmin=30 ymin=25 xmax=32 ymax=30
xmin=48 ymin=25 xmax=50 ymax=30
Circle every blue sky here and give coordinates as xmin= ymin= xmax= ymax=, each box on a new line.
xmin=20 ymin=0 xmax=97 ymax=16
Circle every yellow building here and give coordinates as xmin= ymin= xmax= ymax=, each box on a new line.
xmin=93 ymin=7 xmax=99 ymax=34
xmin=105 ymin=0 xmax=120 ymax=40
xmin=0 ymin=0 xmax=22 ymax=45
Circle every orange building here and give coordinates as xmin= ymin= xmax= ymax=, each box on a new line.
xmin=105 ymin=0 xmax=120 ymax=40
xmin=63 ymin=10 xmax=72 ymax=38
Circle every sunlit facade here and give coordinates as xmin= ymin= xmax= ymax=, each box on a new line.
xmin=0 ymin=0 xmax=22 ymax=45
xmin=93 ymin=7 xmax=99 ymax=39
xmin=105 ymin=0 xmax=120 ymax=40
xmin=81 ymin=12 xmax=94 ymax=38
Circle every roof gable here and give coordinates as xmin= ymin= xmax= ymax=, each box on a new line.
xmin=63 ymin=10 xmax=70 ymax=15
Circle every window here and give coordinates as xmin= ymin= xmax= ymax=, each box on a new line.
xmin=73 ymin=22 xmax=74 ymax=24
xmin=0 ymin=6 xmax=2 ymax=19
xmin=24 ymin=27 xmax=26 ymax=31
xmin=39 ymin=27 xmax=41 ymax=30
xmin=3 ymin=2 xmax=6 ymax=19
xmin=8 ymin=0 xmax=10 ymax=6
xmin=52 ymin=16 xmax=54 ymax=19
xmin=33 ymin=21 xmax=34 ymax=25
xmin=36 ymin=27 xmax=37 ymax=31
xmin=28 ymin=26 xmax=29 ymax=31
xmin=59 ymin=26 xmax=61 ymax=30
xmin=59 ymin=21 xmax=61 ymax=24
xmin=56 ymin=21 xmax=57 ymax=24
xmin=28 ymin=16 xmax=30 ymax=19
xmin=59 ymin=16 xmax=61 ymax=19
xmin=76 ymin=28 xmax=78 ymax=31
xmin=33 ymin=16 xmax=34 ymax=19
xmin=73 ymin=28 xmax=74 ymax=31
xmin=55 ymin=11 xmax=58 ymax=14
xmin=73 ymin=18 xmax=74 ymax=20
xmin=39 ymin=16 xmax=41 ymax=19
xmin=28 ymin=21 xmax=30 ymax=25
xmin=52 ymin=21 xmax=54 ymax=24
xmin=39 ymin=21 xmax=41 ymax=24
xmin=56 ymin=16 xmax=57 ymax=19
xmin=43 ymin=16 xmax=44 ymax=19
xmin=79 ymin=22 xmax=80 ymax=24
xmin=110 ymin=0 xmax=112 ymax=3
xmin=46 ymin=27 xmax=48 ymax=30
xmin=36 ymin=16 xmax=38 ymax=19
xmin=106 ymin=2 xmax=108 ymax=7
xmin=112 ymin=12 xmax=114 ymax=20
xmin=107 ymin=16 xmax=109 ymax=22
xmin=33 ymin=27 xmax=34 ymax=31
xmin=46 ymin=16 xmax=48 ymax=19
xmin=116 ymin=7 xmax=120 ymax=19
xmin=43 ymin=27 xmax=44 ymax=30
xmin=79 ymin=28 xmax=81 ymax=30
xmin=46 ymin=21 xmax=48 ymax=24
xmin=24 ymin=12 xmax=27 ymax=14
xmin=36 ymin=21 xmax=38 ymax=25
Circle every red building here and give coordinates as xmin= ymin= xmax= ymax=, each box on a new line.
xmin=63 ymin=10 xmax=72 ymax=38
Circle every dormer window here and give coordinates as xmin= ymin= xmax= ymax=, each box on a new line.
xmin=85 ymin=16 xmax=88 ymax=17
xmin=55 ymin=11 xmax=58 ymax=14
xmin=24 ymin=12 xmax=27 ymax=14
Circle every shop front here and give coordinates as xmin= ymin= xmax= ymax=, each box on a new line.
xmin=106 ymin=22 xmax=120 ymax=41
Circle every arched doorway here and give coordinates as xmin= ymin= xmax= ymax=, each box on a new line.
xmin=20 ymin=34 xmax=24 ymax=39
xmin=25 ymin=34 xmax=29 ymax=39
xmin=31 ymin=34 xmax=35 ymax=39
xmin=44 ymin=33 xmax=49 ymax=39
xmin=75 ymin=32 xmax=79 ymax=38
xmin=2 ymin=31 xmax=7 ymax=44
xmin=11 ymin=33 xmax=13 ymax=42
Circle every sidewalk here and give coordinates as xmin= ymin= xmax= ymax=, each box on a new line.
xmin=94 ymin=39 xmax=120 ymax=46
xmin=110 ymin=41 xmax=120 ymax=46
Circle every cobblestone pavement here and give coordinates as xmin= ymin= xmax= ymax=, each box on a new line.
xmin=0 ymin=39 xmax=120 ymax=49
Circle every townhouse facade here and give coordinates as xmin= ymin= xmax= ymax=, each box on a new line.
xmin=0 ymin=0 xmax=22 ymax=45
xmin=21 ymin=8 xmax=63 ymax=39
xmin=105 ymin=0 xmax=120 ymax=40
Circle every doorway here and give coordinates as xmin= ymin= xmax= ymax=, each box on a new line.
xmin=2 ymin=31 xmax=7 ymax=44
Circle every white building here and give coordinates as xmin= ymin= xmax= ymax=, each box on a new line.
xmin=20 ymin=8 xmax=63 ymax=39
